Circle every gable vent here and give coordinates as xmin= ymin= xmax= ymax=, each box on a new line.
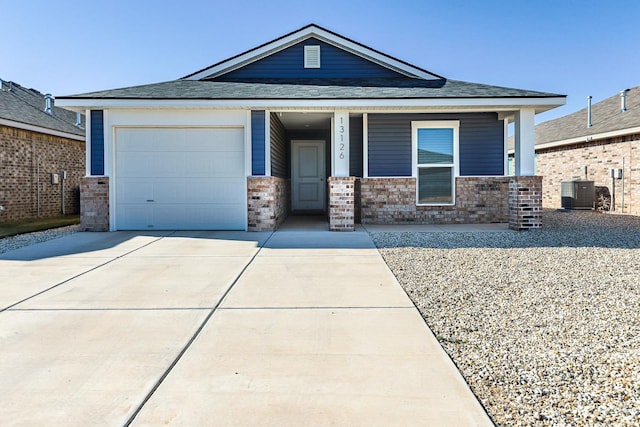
xmin=304 ymin=45 xmax=321 ymax=68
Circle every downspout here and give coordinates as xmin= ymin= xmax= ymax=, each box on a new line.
xmin=36 ymin=156 xmax=41 ymax=217
xmin=61 ymin=171 xmax=66 ymax=215
xmin=622 ymin=157 xmax=625 ymax=213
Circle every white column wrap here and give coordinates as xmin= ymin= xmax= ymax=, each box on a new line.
xmin=514 ymin=108 xmax=536 ymax=176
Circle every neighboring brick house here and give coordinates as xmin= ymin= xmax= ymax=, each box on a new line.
xmin=532 ymin=86 xmax=639 ymax=214
xmin=58 ymin=24 xmax=565 ymax=232
xmin=0 ymin=79 xmax=85 ymax=222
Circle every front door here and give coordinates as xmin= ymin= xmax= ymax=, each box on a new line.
xmin=292 ymin=140 xmax=325 ymax=211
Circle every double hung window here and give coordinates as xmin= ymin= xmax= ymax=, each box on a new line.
xmin=412 ymin=121 xmax=459 ymax=205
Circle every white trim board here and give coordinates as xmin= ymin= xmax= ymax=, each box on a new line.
xmin=0 ymin=118 xmax=85 ymax=141
xmin=56 ymin=97 xmax=566 ymax=112
xmin=534 ymin=125 xmax=640 ymax=151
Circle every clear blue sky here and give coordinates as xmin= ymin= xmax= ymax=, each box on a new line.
xmin=2 ymin=0 xmax=638 ymax=123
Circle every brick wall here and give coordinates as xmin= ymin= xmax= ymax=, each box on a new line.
xmin=80 ymin=177 xmax=109 ymax=231
xmin=328 ymin=176 xmax=355 ymax=231
xmin=359 ymin=177 xmax=510 ymax=224
xmin=247 ymin=176 xmax=290 ymax=231
xmin=508 ymin=176 xmax=542 ymax=231
xmin=537 ymin=135 xmax=640 ymax=214
xmin=0 ymin=125 xmax=85 ymax=222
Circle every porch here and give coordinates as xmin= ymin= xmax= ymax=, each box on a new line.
xmin=247 ymin=109 xmax=541 ymax=232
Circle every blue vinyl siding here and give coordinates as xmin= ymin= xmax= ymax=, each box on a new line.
xmin=90 ymin=110 xmax=104 ymax=175
xmin=251 ymin=110 xmax=265 ymax=175
xmin=368 ymin=113 xmax=504 ymax=177
xmin=367 ymin=115 xmax=412 ymax=176
xmin=458 ymin=116 xmax=504 ymax=176
xmin=216 ymin=38 xmax=403 ymax=80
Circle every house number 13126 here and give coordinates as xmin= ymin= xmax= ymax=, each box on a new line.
xmin=339 ymin=117 xmax=345 ymax=159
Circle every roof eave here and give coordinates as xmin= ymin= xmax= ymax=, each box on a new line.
xmin=0 ymin=117 xmax=85 ymax=141
xmin=535 ymin=125 xmax=640 ymax=150
xmin=56 ymin=96 xmax=566 ymax=112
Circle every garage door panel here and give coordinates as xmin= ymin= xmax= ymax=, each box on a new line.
xmin=115 ymin=127 xmax=246 ymax=230
xmin=117 ymin=179 xmax=153 ymax=203
xmin=185 ymin=179 xmax=246 ymax=204
xmin=118 ymin=205 xmax=154 ymax=229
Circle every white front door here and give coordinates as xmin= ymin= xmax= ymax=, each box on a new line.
xmin=292 ymin=140 xmax=325 ymax=211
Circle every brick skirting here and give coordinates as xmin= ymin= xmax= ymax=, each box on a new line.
xmin=359 ymin=177 xmax=510 ymax=224
xmin=247 ymin=176 xmax=290 ymax=231
xmin=329 ymin=176 xmax=355 ymax=231
xmin=80 ymin=177 xmax=109 ymax=231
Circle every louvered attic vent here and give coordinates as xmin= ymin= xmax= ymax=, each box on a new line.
xmin=304 ymin=45 xmax=320 ymax=68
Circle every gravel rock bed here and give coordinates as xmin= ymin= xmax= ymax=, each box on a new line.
xmin=371 ymin=210 xmax=640 ymax=426
xmin=0 ymin=225 xmax=80 ymax=254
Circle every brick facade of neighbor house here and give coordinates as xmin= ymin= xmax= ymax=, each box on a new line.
xmin=0 ymin=125 xmax=85 ymax=223
xmin=247 ymin=176 xmax=290 ymax=231
xmin=79 ymin=177 xmax=109 ymax=231
xmin=536 ymin=134 xmax=640 ymax=214
xmin=358 ymin=177 xmax=511 ymax=224
xmin=328 ymin=176 xmax=355 ymax=231
xmin=508 ymin=176 xmax=542 ymax=230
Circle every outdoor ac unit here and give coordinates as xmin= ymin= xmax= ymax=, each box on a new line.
xmin=561 ymin=180 xmax=595 ymax=210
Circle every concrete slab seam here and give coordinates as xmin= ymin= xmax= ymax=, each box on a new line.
xmin=123 ymin=230 xmax=276 ymax=427
xmin=1 ymin=232 xmax=177 ymax=313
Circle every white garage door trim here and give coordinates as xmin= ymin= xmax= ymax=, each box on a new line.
xmin=114 ymin=126 xmax=247 ymax=230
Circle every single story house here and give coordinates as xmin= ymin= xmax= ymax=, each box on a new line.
xmin=0 ymin=79 xmax=85 ymax=222
xmin=531 ymin=86 xmax=639 ymax=214
xmin=57 ymin=24 xmax=565 ymax=232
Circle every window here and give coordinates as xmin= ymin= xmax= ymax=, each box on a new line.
xmin=412 ymin=121 xmax=459 ymax=205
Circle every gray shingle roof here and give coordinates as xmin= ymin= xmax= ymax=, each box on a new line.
xmin=0 ymin=80 xmax=85 ymax=137
xmin=58 ymin=78 xmax=562 ymax=100
xmin=536 ymin=86 xmax=640 ymax=145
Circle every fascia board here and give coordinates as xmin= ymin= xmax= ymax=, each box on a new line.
xmin=534 ymin=125 xmax=640 ymax=151
xmin=0 ymin=118 xmax=85 ymax=141
xmin=55 ymin=97 xmax=566 ymax=110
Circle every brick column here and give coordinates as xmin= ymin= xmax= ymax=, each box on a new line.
xmin=328 ymin=176 xmax=355 ymax=232
xmin=509 ymin=176 xmax=542 ymax=231
xmin=247 ymin=177 xmax=290 ymax=231
xmin=80 ymin=177 xmax=109 ymax=231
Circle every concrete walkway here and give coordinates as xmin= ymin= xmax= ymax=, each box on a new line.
xmin=0 ymin=228 xmax=493 ymax=426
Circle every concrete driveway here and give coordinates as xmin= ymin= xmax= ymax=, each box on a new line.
xmin=0 ymin=229 xmax=492 ymax=426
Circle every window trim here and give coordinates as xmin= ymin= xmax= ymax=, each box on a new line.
xmin=411 ymin=120 xmax=460 ymax=206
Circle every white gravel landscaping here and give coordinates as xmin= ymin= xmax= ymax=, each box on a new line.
xmin=0 ymin=225 xmax=80 ymax=254
xmin=371 ymin=210 xmax=640 ymax=426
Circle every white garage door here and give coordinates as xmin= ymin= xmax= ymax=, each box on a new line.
xmin=115 ymin=127 xmax=246 ymax=230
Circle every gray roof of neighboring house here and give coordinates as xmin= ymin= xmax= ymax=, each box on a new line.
xmin=0 ymin=80 xmax=85 ymax=137
xmin=536 ymin=86 xmax=640 ymax=145
xmin=58 ymin=78 xmax=563 ymax=100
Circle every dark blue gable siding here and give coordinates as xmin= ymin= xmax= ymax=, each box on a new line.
xmin=216 ymin=38 xmax=403 ymax=80
xmin=368 ymin=113 xmax=504 ymax=177
xmin=90 ymin=110 xmax=104 ymax=176
xmin=251 ymin=110 xmax=266 ymax=175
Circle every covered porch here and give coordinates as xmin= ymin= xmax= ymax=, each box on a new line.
xmin=247 ymin=108 xmax=541 ymax=232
